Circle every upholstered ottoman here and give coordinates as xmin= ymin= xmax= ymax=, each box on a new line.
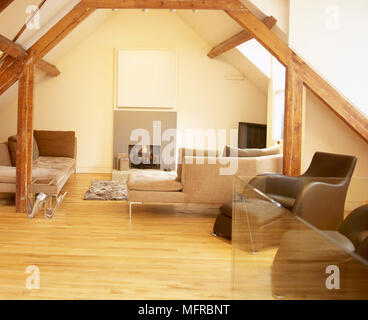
xmin=213 ymin=202 xmax=232 ymax=238
xmin=127 ymin=170 xmax=184 ymax=218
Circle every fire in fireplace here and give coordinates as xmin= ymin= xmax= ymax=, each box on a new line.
xmin=128 ymin=145 xmax=160 ymax=169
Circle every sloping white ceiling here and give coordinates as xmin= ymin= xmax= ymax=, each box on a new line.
xmin=176 ymin=10 xmax=270 ymax=94
xmin=0 ymin=0 xmax=80 ymax=49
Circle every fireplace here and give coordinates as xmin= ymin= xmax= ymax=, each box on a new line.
xmin=128 ymin=145 xmax=160 ymax=169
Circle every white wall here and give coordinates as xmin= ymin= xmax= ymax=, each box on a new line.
xmin=289 ymin=0 xmax=368 ymax=116
xmin=303 ymin=89 xmax=368 ymax=209
xmin=0 ymin=10 xmax=267 ymax=173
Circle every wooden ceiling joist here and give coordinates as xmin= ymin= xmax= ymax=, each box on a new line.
xmin=36 ymin=59 xmax=60 ymax=77
xmin=0 ymin=0 xmax=15 ymax=13
xmin=292 ymin=54 xmax=368 ymax=142
xmin=27 ymin=3 xmax=95 ymax=64
xmin=0 ymin=34 xmax=27 ymax=59
xmin=0 ymin=34 xmax=60 ymax=76
xmin=226 ymin=9 xmax=290 ymax=66
xmin=208 ymin=16 xmax=277 ymax=59
xmin=0 ymin=56 xmax=22 ymax=95
xmin=81 ymin=0 xmax=246 ymax=10
xmin=0 ymin=2 xmax=94 ymax=95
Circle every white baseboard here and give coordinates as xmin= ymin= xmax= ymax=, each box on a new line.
xmin=76 ymin=167 xmax=112 ymax=174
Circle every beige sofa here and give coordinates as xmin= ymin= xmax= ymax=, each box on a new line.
xmin=127 ymin=148 xmax=283 ymax=216
xmin=0 ymin=130 xmax=77 ymax=197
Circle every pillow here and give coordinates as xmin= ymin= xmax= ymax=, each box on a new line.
xmin=176 ymin=148 xmax=220 ymax=182
xmin=7 ymin=135 xmax=41 ymax=167
xmin=33 ymin=137 xmax=39 ymax=160
xmin=7 ymin=135 xmax=17 ymax=167
xmin=0 ymin=143 xmax=12 ymax=166
xmin=34 ymin=130 xmax=75 ymax=158
xmin=358 ymin=231 xmax=368 ymax=245
xmin=222 ymin=144 xmax=280 ymax=158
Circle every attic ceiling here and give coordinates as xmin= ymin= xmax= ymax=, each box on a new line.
xmin=0 ymin=1 xmax=275 ymax=109
xmin=176 ymin=10 xmax=270 ymax=93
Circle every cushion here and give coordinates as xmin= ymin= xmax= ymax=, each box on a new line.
xmin=279 ymin=230 xmax=355 ymax=262
xmin=220 ymin=202 xmax=233 ymax=218
xmin=357 ymin=238 xmax=368 ymax=260
xmin=34 ymin=130 xmax=75 ymax=158
xmin=33 ymin=156 xmax=76 ymax=173
xmin=128 ymin=170 xmax=183 ymax=192
xmin=7 ymin=135 xmax=17 ymax=166
xmin=7 ymin=135 xmax=41 ymax=166
xmin=128 ymin=190 xmax=185 ymax=203
xmin=222 ymin=144 xmax=280 ymax=158
xmin=33 ymin=137 xmax=39 ymax=160
xmin=358 ymin=231 xmax=368 ymax=245
xmin=267 ymin=193 xmax=295 ymax=209
xmin=238 ymin=199 xmax=288 ymax=226
xmin=0 ymin=165 xmax=17 ymax=183
xmin=0 ymin=164 xmax=65 ymax=186
xmin=0 ymin=143 xmax=12 ymax=166
xmin=176 ymin=148 xmax=219 ymax=182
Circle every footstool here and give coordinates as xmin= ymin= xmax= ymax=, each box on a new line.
xmin=213 ymin=202 xmax=232 ymax=238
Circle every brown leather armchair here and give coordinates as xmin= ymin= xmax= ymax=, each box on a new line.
xmin=250 ymin=152 xmax=357 ymax=230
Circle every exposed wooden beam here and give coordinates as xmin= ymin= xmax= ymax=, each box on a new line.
xmin=0 ymin=0 xmax=15 ymax=13
xmin=26 ymin=64 xmax=35 ymax=199
xmin=0 ymin=2 xmax=94 ymax=95
xmin=226 ymin=8 xmax=290 ymax=66
xmin=0 ymin=34 xmax=60 ymax=76
xmin=283 ymin=65 xmax=303 ymax=176
xmin=82 ymin=0 xmax=246 ymax=10
xmin=226 ymin=1 xmax=368 ymax=145
xmin=0 ymin=56 xmax=22 ymax=95
xmin=292 ymin=54 xmax=368 ymax=142
xmin=0 ymin=0 xmax=48 ymax=66
xmin=0 ymin=34 xmax=27 ymax=60
xmin=36 ymin=59 xmax=60 ymax=76
xmin=0 ymin=54 xmax=14 ymax=73
xmin=16 ymin=64 xmax=34 ymax=213
xmin=27 ymin=2 xmax=95 ymax=64
xmin=208 ymin=16 xmax=277 ymax=59
xmin=0 ymin=57 xmax=59 ymax=94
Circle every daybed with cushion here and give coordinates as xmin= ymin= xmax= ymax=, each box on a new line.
xmin=0 ymin=130 xmax=77 ymax=197
xmin=127 ymin=146 xmax=283 ymax=217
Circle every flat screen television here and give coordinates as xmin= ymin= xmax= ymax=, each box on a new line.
xmin=238 ymin=122 xmax=267 ymax=149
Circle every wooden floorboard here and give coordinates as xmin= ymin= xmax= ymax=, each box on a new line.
xmin=0 ymin=173 xmax=272 ymax=299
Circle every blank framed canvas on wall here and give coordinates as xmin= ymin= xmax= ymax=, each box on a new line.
xmin=116 ymin=49 xmax=177 ymax=108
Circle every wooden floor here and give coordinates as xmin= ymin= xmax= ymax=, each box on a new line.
xmin=0 ymin=173 xmax=266 ymax=300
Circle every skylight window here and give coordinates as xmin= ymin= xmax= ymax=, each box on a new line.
xmin=236 ymin=39 xmax=272 ymax=78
